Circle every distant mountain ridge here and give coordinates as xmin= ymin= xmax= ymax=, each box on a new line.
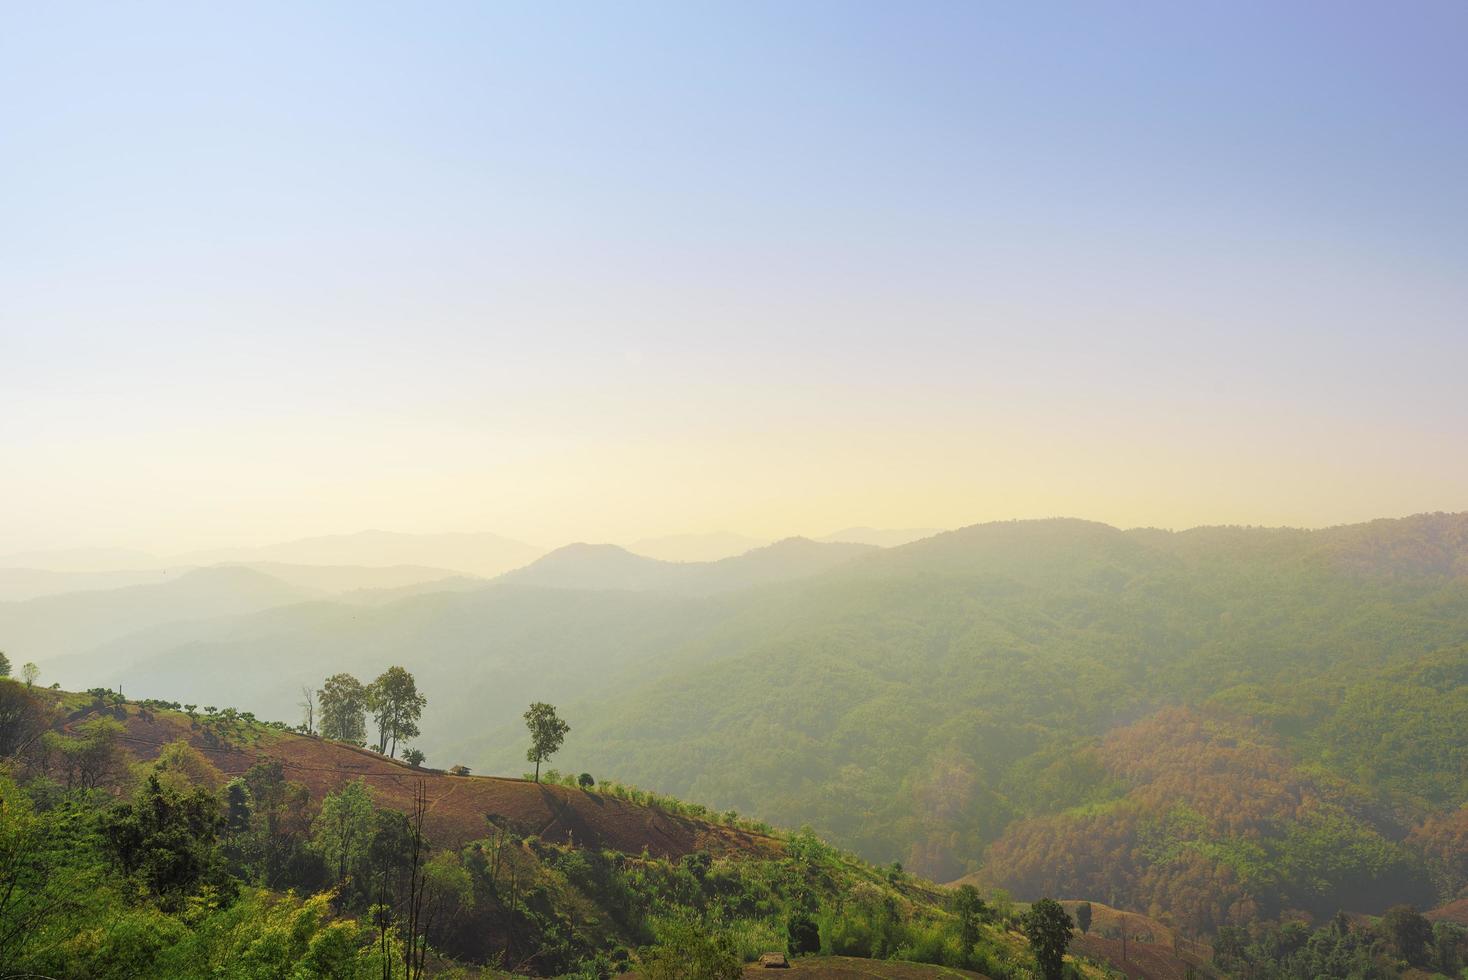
xmin=0 ymin=566 xmax=192 ymax=602
xmin=495 ymin=537 xmax=878 ymax=595
xmin=818 ymin=526 xmax=944 ymax=548
xmin=626 ymin=531 xmax=770 ymax=562
xmin=175 ymin=529 xmax=544 ymax=577
xmin=0 ymin=561 xmax=473 ymax=604
xmin=1 ymin=566 xmax=319 ymax=668
xmin=19 ymin=511 xmax=1468 ymax=935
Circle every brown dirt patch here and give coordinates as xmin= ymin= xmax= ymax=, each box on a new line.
xmin=1428 ymin=898 xmax=1468 ymax=926
xmin=84 ymin=705 xmax=780 ymax=859
xmin=1056 ymin=902 xmax=1216 ymax=980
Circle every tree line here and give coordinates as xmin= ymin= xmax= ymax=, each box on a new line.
xmin=300 ymin=667 xmax=426 ymax=760
xmin=299 ymin=667 xmax=570 ymax=783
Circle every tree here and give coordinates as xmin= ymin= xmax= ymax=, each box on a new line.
xmin=0 ymin=681 xmax=52 ymax=759
xmin=19 ymin=663 xmax=38 ymax=688
xmin=1022 ymin=897 xmax=1074 ymax=980
xmin=100 ymin=775 xmax=229 ymax=909
xmin=578 ymin=772 xmax=595 ymax=789
xmin=0 ymin=652 xmax=9 ymax=676
xmin=224 ymin=779 xmax=253 ymax=834
xmin=524 ymin=702 xmax=569 ymax=783
xmin=46 ymin=717 xmax=126 ymax=789
xmin=0 ymin=774 xmax=89 ymax=971
xmin=299 ymin=685 xmax=317 ymax=735
xmin=421 ymin=852 xmax=473 ymax=959
xmin=1381 ymin=904 xmax=1434 ymax=966
xmin=311 ymin=779 xmax=376 ymax=884
xmin=403 ymin=748 xmax=426 ymax=769
xmin=366 ymin=667 xmax=426 ymax=758
xmin=318 ymin=673 xmax=368 ymax=745
xmin=241 ymin=758 xmax=321 ymax=890
xmin=1075 ymin=900 xmax=1092 ymax=935
xmin=788 ymin=913 xmax=820 ymax=955
xmin=954 ymin=884 xmax=986 ymax=957
xmin=150 ymin=738 xmax=226 ymax=792
xmin=639 ymin=913 xmax=742 ymax=980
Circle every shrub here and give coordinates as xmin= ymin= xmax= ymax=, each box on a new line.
xmin=640 ymin=914 xmax=742 ymax=979
xmin=788 ymin=914 xmax=820 ymax=955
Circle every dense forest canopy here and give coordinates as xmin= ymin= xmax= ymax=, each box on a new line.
xmin=534 ymin=516 xmax=1468 ymax=931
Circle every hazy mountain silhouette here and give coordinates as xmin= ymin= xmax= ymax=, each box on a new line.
xmin=0 ymin=566 xmax=191 ymax=602
xmin=495 ymin=537 xmax=876 ymax=595
xmin=4 ymin=566 xmax=318 ymax=671
xmin=626 ymin=531 xmax=770 ymax=562
xmin=819 ymin=526 xmax=945 ymax=548
xmin=174 ymin=530 xmax=543 ymax=577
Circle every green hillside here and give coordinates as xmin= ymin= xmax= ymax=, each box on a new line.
xmin=22 ymin=514 xmax=1468 ymax=940
xmin=0 ymin=681 xmax=1094 ymax=979
xmin=517 ymin=516 xmax=1468 ymax=930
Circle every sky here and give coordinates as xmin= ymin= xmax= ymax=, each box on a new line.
xmin=3 ymin=2 xmax=1466 ymax=554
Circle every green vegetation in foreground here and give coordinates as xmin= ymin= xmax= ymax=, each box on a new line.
xmin=2 ymin=680 xmax=1118 ymax=979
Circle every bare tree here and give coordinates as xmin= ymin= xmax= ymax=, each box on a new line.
xmin=404 ymin=780 xmax=431 ymax=980
xmin=298 ymin=685 xmax=317 ymax=734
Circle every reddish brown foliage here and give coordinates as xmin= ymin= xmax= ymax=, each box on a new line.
xmin=1408 ymin=807 xmax=1468 ymax=900
xmin=982 ymin=707 xmax=1330 ymax=934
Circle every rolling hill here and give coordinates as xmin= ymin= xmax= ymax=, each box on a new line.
xmin=67 ymin=583 xmax=736 ymax=764
xmin=174 ymin=529 xmax=544 ymax=577
xmin=487 ymin=515 xmax=1468 ymax=930
xmin=627 ymin=531 xmax=771 ymax=562
xmin=819 ymin=527 xmax=945 ymax=548
xmin=7 ymin=685 xmax=1072 ymax=979
xmin=2 ymin=566 xmax=319 ymax=670
xmin=495 ymin=537 xmax=877 ymax=594
xmin=0 ymin=566 xmax=194 ymax=602
xmin=17 ymin=514 xmax=1468 ymax=940
xmin=77 ymin=696 xmax=776 ymax=860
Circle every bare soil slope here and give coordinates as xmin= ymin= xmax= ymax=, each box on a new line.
xmin=1059 ymin=902 xmax=1217 ymax=980
xmin=73 ymin=701 xmax=778 ymax=859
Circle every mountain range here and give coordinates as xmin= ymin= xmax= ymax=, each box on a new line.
xmin=7 ymin=514 xmax=1468 ymax=934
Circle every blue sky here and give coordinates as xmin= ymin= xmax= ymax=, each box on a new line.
xmin=3 ymin=2 xmax=1466 ymax=551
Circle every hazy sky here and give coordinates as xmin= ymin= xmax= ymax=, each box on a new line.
xmin=4 ymin=2 xmax=1466 ymax=554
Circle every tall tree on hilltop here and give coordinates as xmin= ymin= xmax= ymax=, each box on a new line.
xmin=318 ymin=673 xmax=368 ymax=746
xmin=524 ymin=702 xmax=569 ymax=783
xmin=366 ymin=667 xmax=426 ymax=758
xmin=298 ymin=685 xmax=317 ymax=735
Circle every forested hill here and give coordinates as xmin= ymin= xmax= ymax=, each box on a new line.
xmin=21 ymin=513 xmax=1468 ymax=940
xmin=521 ymin=514 xmax=1468 ymax=932
xmin=0 ymin=684 xmax=1100 ymax=978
